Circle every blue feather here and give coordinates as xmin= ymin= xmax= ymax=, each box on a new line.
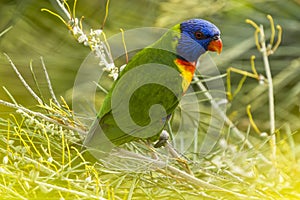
xmin=177 ymin=19 xmax=221 ymax=62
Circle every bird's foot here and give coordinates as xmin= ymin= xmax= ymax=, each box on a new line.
xmin=153 ymin=130 xmax=169 ymax=148
xmin=154 ymin=130 xmax=193 ymax=175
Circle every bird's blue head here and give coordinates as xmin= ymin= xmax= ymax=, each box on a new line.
xmin=177 ymin=19 xmax=222 ymax=62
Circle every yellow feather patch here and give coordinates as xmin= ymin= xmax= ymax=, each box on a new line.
xmin=174 ymin=58 xmax=196 ymax=92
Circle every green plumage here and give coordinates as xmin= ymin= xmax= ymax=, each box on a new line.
xmin=84 ymin=25 xmax=184 ymax=149
xmin=84 ymin=18 xmax=223 ymax=152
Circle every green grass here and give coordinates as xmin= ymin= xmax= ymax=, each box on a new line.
xmin=0 ymin=97 xmax=299 ymax=199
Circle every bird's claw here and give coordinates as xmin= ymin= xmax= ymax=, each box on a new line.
xmin=154 ymin=130 xmax=170 ymax=148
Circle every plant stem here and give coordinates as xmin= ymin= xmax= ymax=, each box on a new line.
xmin=54 ymin=0 xmax=71 ymax=20
xmin=194 ymin=76 xmax=271 ymax=164
xmin=115 ymin=148 xmax=251 ymax=199
xmin=4 ymin=53 xmax=43 ymax=105
xmin=259 ymin=25 xmax=276 ymax=161
xmin=40 ymin=56 xmax=61 ymax=108
xmin=0 ymin=99 xmax=86 ymax=135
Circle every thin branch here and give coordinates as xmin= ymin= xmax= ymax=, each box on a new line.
xmin=195 ymin=76 xmax=251 ymax=145
xmin=0 ymin=99 xmax=86 ymax=135
xmin=114 ymin=148 xmax=252 ymax=199
xmin=4 ymin=53 xmax=43 ymax=105
xmin=2 ymin=86 xmax=18 ymax=105
xmin=54 ymin=0 xmax=71 ymax=20
xmin=40 ymin=56 xmax=61 ymax=108
xmin=94 ymin=81 xmax=108 ymax=94
xmin=0 ymin=26 xmax=13 ymax=37
xmin=193 ymin=76 xmax=271 ymax=164
xmin=259 ymin=25 xmax=276 ymax=161
xmin=0 ymin=184 xmax=27 ymax=200
xmin=25 ymin=177 xmax=101 ymax=199
xmin=30 ymin=60 xmax=46 ymax=103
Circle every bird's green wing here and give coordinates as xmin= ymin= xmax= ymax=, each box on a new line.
xmin=89 ymin=48 xmax=183 ymax=146
xmin=84 ymin=26 xmax=184 ymax=148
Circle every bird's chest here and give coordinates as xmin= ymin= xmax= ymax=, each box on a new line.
xmin=174 ymin=58 xmax=196 ymax=92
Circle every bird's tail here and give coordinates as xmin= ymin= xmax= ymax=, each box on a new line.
xmin=82 ymin=118 xmax=115 ymax=159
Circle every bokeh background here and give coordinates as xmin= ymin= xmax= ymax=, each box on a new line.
xmin=0 ymin=0 xmax=299 ymax=135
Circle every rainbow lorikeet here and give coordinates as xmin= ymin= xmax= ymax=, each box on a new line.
xmin=84 ymin=19 xmax=222 ymax=152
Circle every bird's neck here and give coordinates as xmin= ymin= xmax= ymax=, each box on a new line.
xmin=174 ymin=58 xmax=196 ymax=92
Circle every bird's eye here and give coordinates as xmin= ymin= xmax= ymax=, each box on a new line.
xmin=194 ymin=31 xmax=206 ymax=40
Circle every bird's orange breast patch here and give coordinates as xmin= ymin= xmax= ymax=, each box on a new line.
xmin=174 ymin=58 xmax=196 ymax=92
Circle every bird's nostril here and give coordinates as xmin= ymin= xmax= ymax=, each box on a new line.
xmin=213 ymin=35 xmax=220 ymax=40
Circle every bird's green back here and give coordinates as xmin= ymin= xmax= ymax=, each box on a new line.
xmin=84 ymin=19 xmax=223 ymax=151
xmin=99 ymin=24 xmax=181 ymax=119
xmin=85 ymin=25 xmax=185 ymax=147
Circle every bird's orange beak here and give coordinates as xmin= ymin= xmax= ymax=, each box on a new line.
xmin=208 ymin=38 xmax=222 ymax=54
